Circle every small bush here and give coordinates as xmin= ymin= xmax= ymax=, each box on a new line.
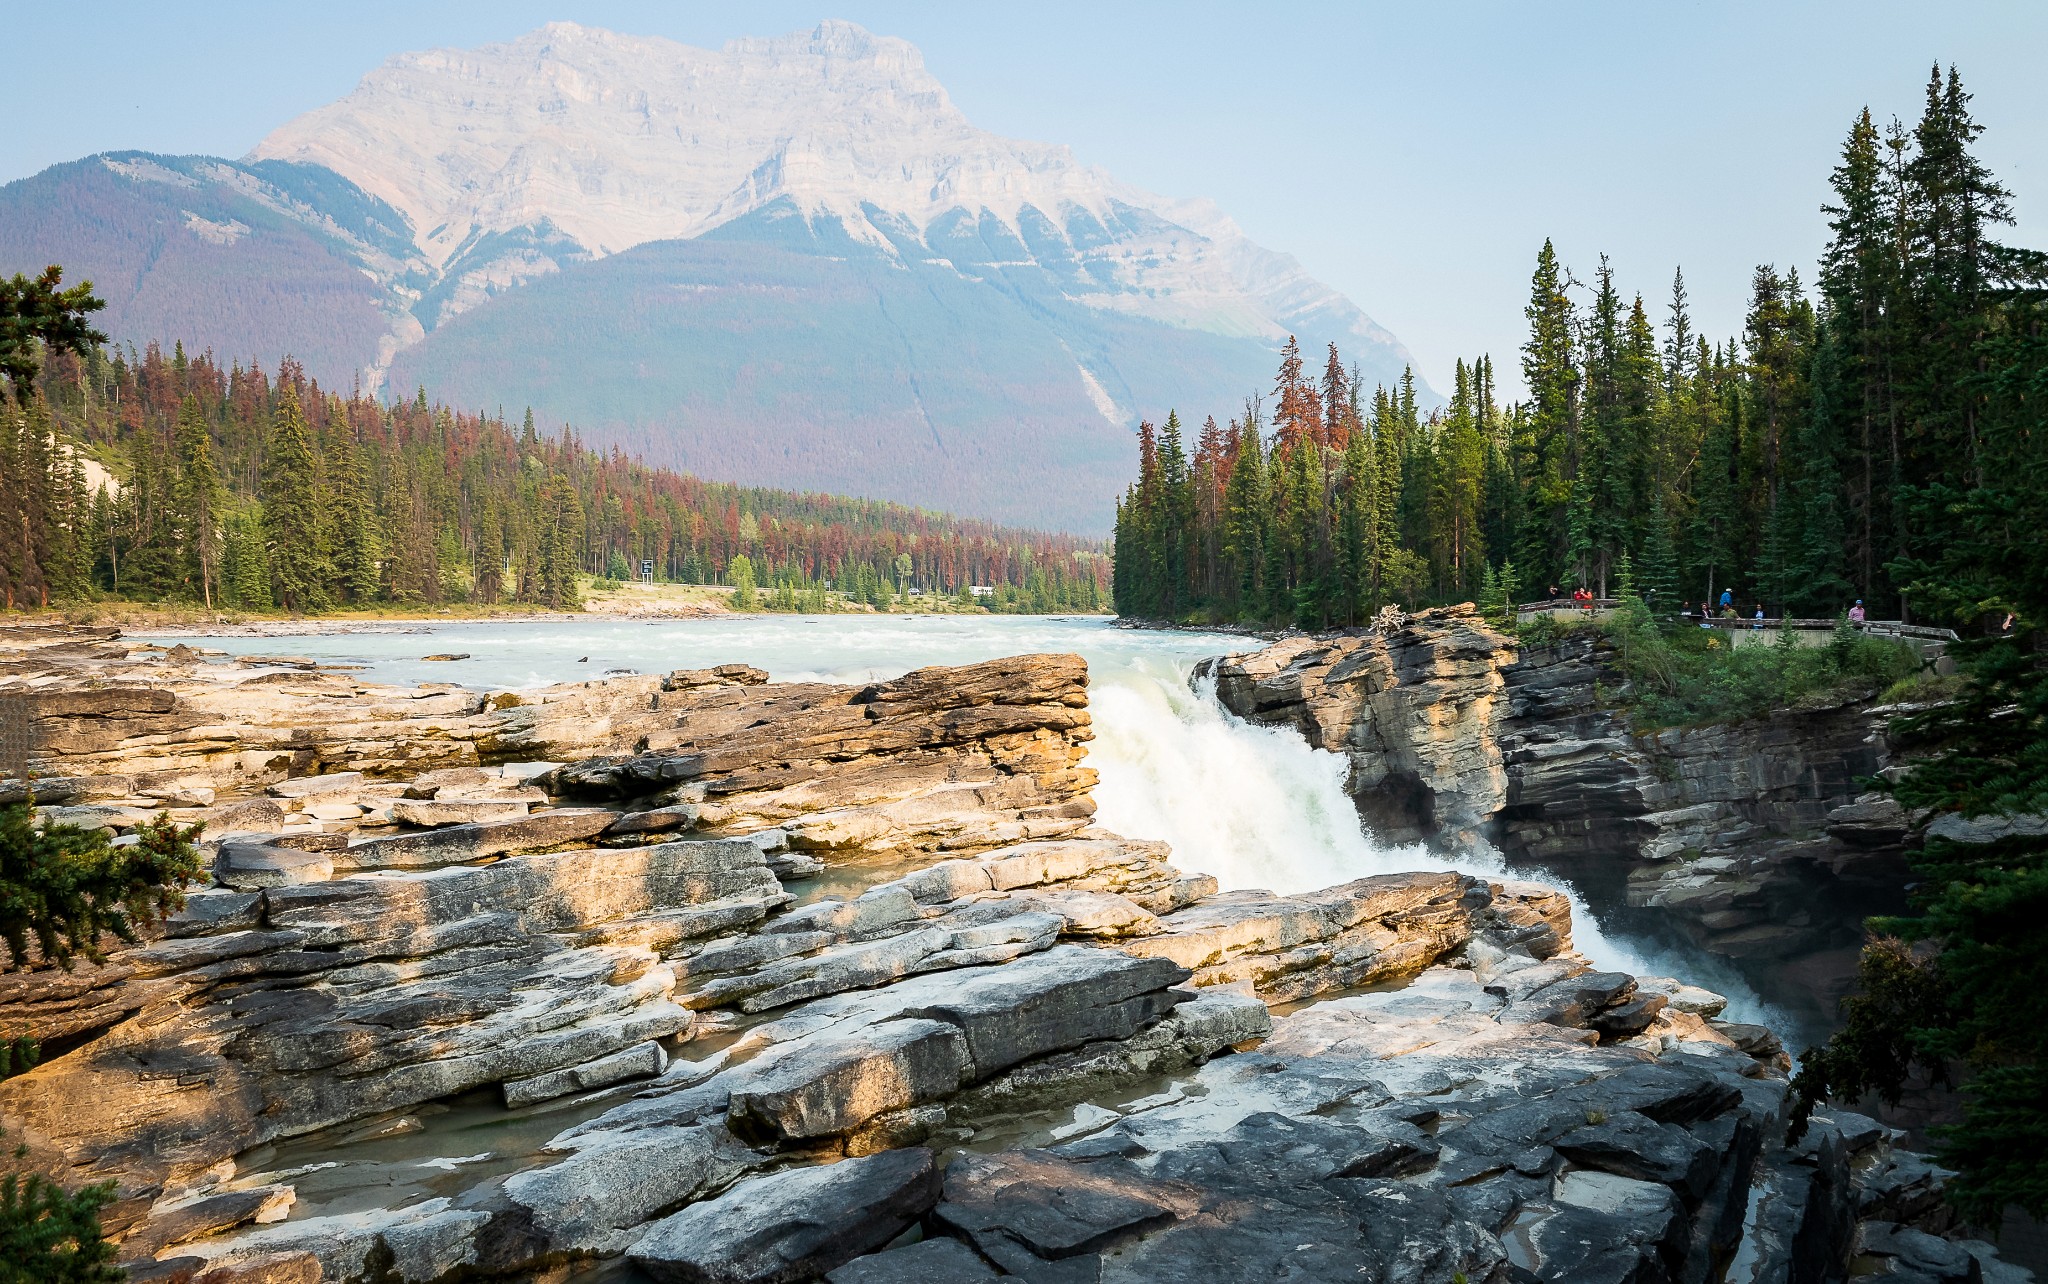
xmin=0 ymin=1170 xmax=121 ymax=1283
xmin=1879 ymin=671 xmax=1967 ymax=705
xmin=1582 ymin=608 xmax=1922 ymax=729
xmin=0 ymin=798 xmax=203 ymax=970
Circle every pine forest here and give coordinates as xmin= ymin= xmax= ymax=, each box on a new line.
xmin=0 ymin=348 xmax=1108 ymax=617
xmin=1114 ymin=69 xmax=2042 ymax=638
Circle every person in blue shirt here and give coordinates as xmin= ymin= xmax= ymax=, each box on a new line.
xmin=1719 ymin=587 xmax=1734 ymax=613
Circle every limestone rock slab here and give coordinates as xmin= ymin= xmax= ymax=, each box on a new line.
xmin=629 ymin=1148 xmax=941 ymax=1284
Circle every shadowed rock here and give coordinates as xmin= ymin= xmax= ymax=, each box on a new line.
xmin=630 ymin=1148 xmax=942 ymax=1284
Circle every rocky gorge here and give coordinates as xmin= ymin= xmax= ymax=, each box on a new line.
xmin=0 ymin=622 xmax=2024 ymax=1283
xmin=1201 ymin=607 xmax=1927 ymax=1038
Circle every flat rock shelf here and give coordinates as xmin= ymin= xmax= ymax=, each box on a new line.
xmin=0 ymin=623 xmax=2023 ymax=1284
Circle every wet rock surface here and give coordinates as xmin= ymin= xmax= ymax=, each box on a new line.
xmin=0 ymin=624 xmax=2020 ymax=1283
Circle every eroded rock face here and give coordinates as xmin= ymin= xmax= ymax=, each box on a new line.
xmin=9 ymin=635 xmax=1097 ymax=858
xmin=0 ymin=835 xmax=789 ymax=1223
xmin=1207 ymin=610 xmax=1913 ymax=965
xmin=1198 ymin=608 xmax=1517 ymax=842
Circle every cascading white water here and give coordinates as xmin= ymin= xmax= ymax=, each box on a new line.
xmin=143 ymin=614 xmax=1789 ymax=1033
xmin=1086 ymin=651 xmax=1788 ymax=1032
xmin=1088 ymin=658 xmax=1406 ymax=894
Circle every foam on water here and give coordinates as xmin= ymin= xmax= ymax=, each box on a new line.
xmin=144 ymin=614 xmax=1787 ymax=1033
xmin=1085 ymin=656 xmax=1786 ymax=1031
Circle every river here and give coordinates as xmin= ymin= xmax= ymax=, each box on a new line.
xmin=143 ymin=613 xmax=1788 ymax=1036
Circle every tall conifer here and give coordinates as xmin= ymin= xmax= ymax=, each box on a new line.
xmin=261 ymin=383 xmax=330 ymax=613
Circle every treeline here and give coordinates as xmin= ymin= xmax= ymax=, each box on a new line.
xmin=1116 ymin=68 xmax=2036 ymax=631
xmin=0 ymin=346 xmax=1107 ymax=613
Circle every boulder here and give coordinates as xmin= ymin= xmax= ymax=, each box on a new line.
xmin=213 ymin=843 xmax=334 ymax=890
xmin=606 ymin=804 xmax=701 ymax=836
xmin=662 ymin=664 xmax=770 ymax=691
xmin=302 ymin=800 xmax=364 ymax=822
xmin=503 ymin=1040 xmax=669 ymax=1108
xmin=629 ymin=1148 xmax=942 ymax=1284
xmin=932 ymin=1150 xmax=1191 ymax=1275
xmin=165 ymin=889 xmax=263 ymax=937
xmin=121 ymin=1186 xmax=295 ymax=1256
xmin=266 ymin=772 xmax=365 ymax=799
xmin=726 ymin=1019 xmax=970 ymax=1142
xmin=901 ymin=945 xmax=1190 ymax=1077
xmin=204 ymin=797 xmax=287 ymax=831
xmin=404 ymin=767 xmax=492 ymax=797
xmin=390 ymin=798 xmax=531 ymax=828
xmin=1553 ymin=1113 xmax=1719 ymax=1200
xmin=340 ymin=809 xmax=615 ymax=869
xmin=823 ymin=1238 xmax=999 ymax=1284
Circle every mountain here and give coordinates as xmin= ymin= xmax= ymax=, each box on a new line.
xmin=0 ymin=21 xmax=1429 ymax=531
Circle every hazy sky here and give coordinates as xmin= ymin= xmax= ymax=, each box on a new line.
xmin=7 ymin=2 xmax=2045 ymax=397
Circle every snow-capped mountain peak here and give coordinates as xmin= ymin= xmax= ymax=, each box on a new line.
xmin=250 ymin=21 xmax=1141 ymax=267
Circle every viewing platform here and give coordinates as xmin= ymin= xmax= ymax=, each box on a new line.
xmin=1513 ymin=599 xmax=1958 ymax=667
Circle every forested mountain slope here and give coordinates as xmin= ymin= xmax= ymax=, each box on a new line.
xmin=0 ymin=344 xmax=1106 ymax=615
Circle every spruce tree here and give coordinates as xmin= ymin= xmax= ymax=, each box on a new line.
xmin=1640 ymin=497 xmax=1679 ymax=617
xmin=1787 ymin=333 xmax=1854 ymax=616
xmin=172 ymin=397 xmax=222 ymax=607
xmin=1221 ymin=411 xmax=1269 ymax=616
xmin=535 ymin=473 xmax=585 ymax=610
xmin=261 ymin=383 xmax=331 ymax=613
xmin=473 ymin=499 xmax=505 ymax=604
xmin=1520 ymin=240 xmax=1580 ymax=585
xmin=1821 ymin=107 xmax=1896 ymax=606
xmin=330 ymin=433 xmax=380 ymax=606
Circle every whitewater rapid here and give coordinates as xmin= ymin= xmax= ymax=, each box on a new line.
xmin=1081 ymin=650 xmax=1783 ymax=1030
xmin=143 ymin=614 xmax=1785 ymax=1032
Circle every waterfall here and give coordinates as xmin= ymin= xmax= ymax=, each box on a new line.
xmin=1088 ymin=652 xmax=1790 ymax=1035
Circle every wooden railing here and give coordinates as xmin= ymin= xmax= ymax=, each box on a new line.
xmin=1514 ymin=599 xmax=1960 ymax=643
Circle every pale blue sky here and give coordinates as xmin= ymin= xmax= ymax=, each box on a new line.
xmin=8 ymin=2 xmax=2044 ymax=397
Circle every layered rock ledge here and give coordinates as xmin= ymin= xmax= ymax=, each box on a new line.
xmin=0 ymin=625 xmax=2018 ymax=1284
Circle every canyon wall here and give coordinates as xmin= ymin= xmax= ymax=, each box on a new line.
xmin=1203 ymin=608 xmax=1913 ymax=971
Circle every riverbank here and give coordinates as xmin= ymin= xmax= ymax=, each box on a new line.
xmin=13 ymin=582 xmax=1113 ymax=637
xmin=0 ymin=620 xmax=2022 ymax=1283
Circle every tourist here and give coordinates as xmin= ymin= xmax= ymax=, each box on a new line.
xmin=1719 ymin=587 xmax=1734 ymax=614
xmin=1753 ymin=606 xmax=1766 ymax=630
xmin=1699 ymin=602 xmax=1713 ymax=629
xmin=1848 ymin=600 xmax=1866 ymax=624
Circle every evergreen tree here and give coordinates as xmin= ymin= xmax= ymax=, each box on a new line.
xmin=1520 ymin=239 xmax=1580 ymax=585
xmin=260 ymin=382 xmax=331 ymax=613
xmin=473 ymin=499 xmax=505 ymax=605
xmin=1786 ymin=332 xmax=1854 ymax=615
xmin=1640 ymin=496 xmax=1679 ymax=616
xmin=1221 ymin=408 xmax=1270 ymax=615
xmin=171 ymin=397 xmax=223 ymax=608
xmin=535 ymin=472 xmax=584 ymax=610
xmin=329 ymin=432 xmax=380 ymax=606
xmin=1821 ymin=107 xmax=1897 ymax=607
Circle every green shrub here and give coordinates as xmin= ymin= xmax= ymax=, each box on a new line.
xmin=1549 ymin=606 xmax=1923 ymax=730
xmin=0 ymin=798 xmax=203 ymax=970
xmin=0 ymin=1169 xmax=120 ymax=1283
